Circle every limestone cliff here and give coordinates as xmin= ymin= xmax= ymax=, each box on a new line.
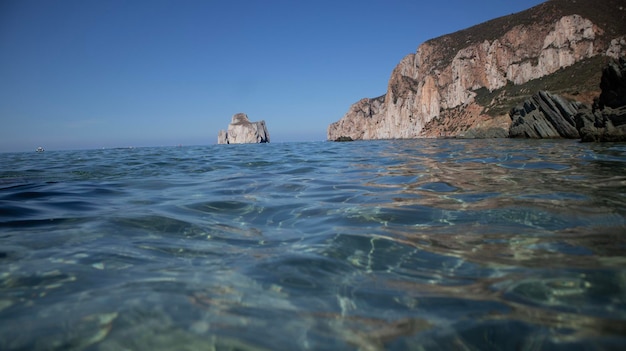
xmin=328 ymin=0 xmax=626 ymax=141
xmin=218 ymin=113 xmax=270 ymax=144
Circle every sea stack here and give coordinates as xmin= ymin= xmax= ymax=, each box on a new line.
xmin=217 ymin=113 xmax=270 ymax=144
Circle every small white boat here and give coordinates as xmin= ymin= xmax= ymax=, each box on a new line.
xmin=36 ymin=146 xmax=44 ymax=152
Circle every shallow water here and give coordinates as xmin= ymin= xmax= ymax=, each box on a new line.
xmin=1 ymin=139 xmax=625 ymax=350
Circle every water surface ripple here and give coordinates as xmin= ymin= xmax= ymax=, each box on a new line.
xmin=1 ymin=139 xmax=625 ymax=350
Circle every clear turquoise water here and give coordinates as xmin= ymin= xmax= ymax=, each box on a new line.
xmin=1 ymin=139 xmax=625 ymax=350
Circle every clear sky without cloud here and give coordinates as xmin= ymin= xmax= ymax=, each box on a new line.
xmin=1 ymin=0 xmax=546 ymax=152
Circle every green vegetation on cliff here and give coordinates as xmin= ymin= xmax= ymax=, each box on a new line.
xmin=474 ymin=55 xmax=610 ymax=116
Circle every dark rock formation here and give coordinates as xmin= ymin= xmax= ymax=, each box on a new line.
xmin=598 ymin=58 xmax=626 ymax=109
xmin=334 ymin=136 xmax=354 ymax=142
xmin=509 ymin=59 xmax=626 ymax=142
xmin=509 ymin=91 xmax=586 ymax=139
xmin=575 ymin=107 xmax=626 ymax=142
xmin=575 ymin=58 xmax=626 ymax=142
xmin=217 ymin=113 xmax=270 ymax=144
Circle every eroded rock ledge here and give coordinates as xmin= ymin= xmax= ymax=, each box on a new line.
xmin=509 ymin=91 xmax=585 ymax=139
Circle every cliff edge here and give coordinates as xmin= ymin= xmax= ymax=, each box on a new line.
xmin=328 ymin=0 xmax=626 ymax=141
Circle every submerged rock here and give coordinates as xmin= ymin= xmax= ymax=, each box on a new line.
xmin=218 ymin=113 xmax=270 ymax=144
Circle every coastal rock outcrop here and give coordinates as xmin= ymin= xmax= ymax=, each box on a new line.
xmin=218 ymin=113 xmax=270 ymax=144
xmin=575 ymin=106 xmax=626 ymax=142
xmin=328 ymin=0 xmax=626 ymax=141
xmin=575 ymin=58 xmax=626 ymax=142
xmin=511 ymin=58 xmax=626 ymax=142
xmin=509 ymin=91 xmax=585 ymax=139
xmin=598 ymin=57 xmax=626 ymax=109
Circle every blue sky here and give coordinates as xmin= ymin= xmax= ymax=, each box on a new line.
xmin=0 ymin=0 xmax=545 ymax=152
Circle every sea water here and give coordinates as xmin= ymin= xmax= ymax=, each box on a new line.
xmin=1 ymin=139 xmax=625 ymax=350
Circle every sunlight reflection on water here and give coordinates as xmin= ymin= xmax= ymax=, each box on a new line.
xmin=0 ymin=139 xmax=625 ymax=350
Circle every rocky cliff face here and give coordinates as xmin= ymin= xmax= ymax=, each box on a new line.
xmin=328 ymin=0 xmax=626 ymax=141
xmin=218 ymin=113 xmax=270 ymax=144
